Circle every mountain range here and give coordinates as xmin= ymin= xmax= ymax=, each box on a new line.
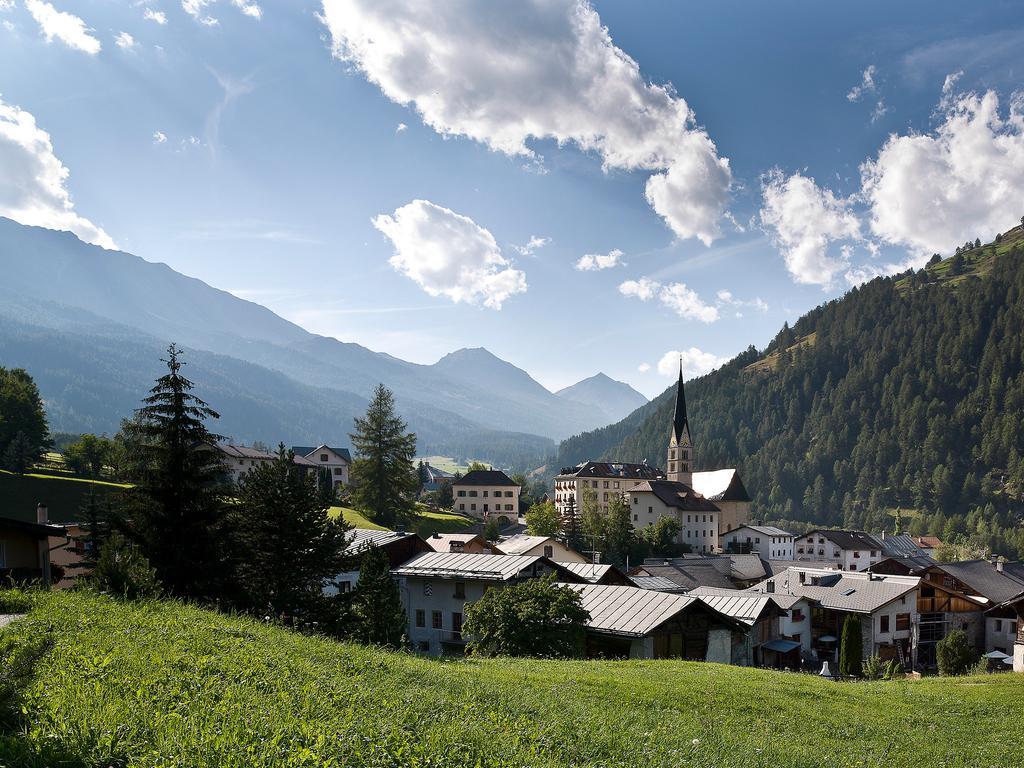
xmin=0 ymin=217 xmax=645 ymax=467
xmin=544 ymin=225 xmax=1024 ymax=556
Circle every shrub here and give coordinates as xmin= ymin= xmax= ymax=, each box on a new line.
xmin=884 ymin=659 xmax=903 ymax=680
xmin=862 ymin=654 xmax=884 ymax=680
xmin=936 ymin=629 xmax=976 ymax=676
xmin=838 ymin=614 xmax=863 ymax=677
xmin=0 ymin=588 xmax=33 ymax=614
xmin=89 ymin=532 xmax=161 ymax=600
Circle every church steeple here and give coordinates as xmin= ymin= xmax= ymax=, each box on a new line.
xmin=666 ymin=360 xmax=693 ymax=485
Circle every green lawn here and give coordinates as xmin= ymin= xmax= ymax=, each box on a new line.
xmin=416 ymin=455 xmax=476 ymax=474
xmin=0 ymin=590 xmax=1021 ymax=767
xmin=330 ymin=505 xmax=478 ymax=536
xmin=0 ymin=470 xmax=129 ymax=522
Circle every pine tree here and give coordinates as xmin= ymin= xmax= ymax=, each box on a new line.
xmin=839 ymin=614 xmax=863 ymax=677
xmin=232 ymin=445 xmax=352 ymax=619
xmin=124 ymin=344 xmax=231 ymax=600
xmin=351 ymin=545 xmax=406 ymax=647
xmin=602 ymin=495 xmax=639 ymax=567
xmin=349 ymin=384 xmax=419 ymax=528
xmin=69 ymin=489 xmax=110 ymax=579
xmin=1 ymin=431 xmax=34 ymax=475
xmin=0 ymin=367 xmax=50 ymax=468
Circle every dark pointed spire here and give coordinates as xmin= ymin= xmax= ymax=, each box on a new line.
xmin=672 ymin=358 xmax=690 ymax=443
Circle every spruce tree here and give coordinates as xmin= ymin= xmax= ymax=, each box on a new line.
xmin=0 ymin=366 xmax=50 ymax=467
xmin=125 ymin=344 xmax=231 ymax=600
xmin=839 ymin=614 xmax=863 ymax=677
xmin=69 ymin=489 xmax=110 ymax=580
xmin=232 ymin=445 xmax=352 ymax=619
xmin=349 ymin=384 xmax=418 ymax=528
xmin=351 ymin=545 xmax=406 ymax=647
xmin=1 ymin=431 xmax=34 ymax=475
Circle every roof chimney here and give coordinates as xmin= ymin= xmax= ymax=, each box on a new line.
xmin=766 ymin=580 xmax=775 ymax=594
xmin=996 ymin=560 xmax=1004 ymax=573
xmin=36 ymin=503 xmax=48 ymax=524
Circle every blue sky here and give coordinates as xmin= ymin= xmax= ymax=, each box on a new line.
xmin=2 ymin=1 xmax=1023 ymax=398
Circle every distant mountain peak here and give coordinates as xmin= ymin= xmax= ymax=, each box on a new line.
xmin=555 ymin=372 xmax=647 ymax=425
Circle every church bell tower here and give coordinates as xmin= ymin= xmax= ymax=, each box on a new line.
xmin=666 ymin=361 xmax=693 ymax=486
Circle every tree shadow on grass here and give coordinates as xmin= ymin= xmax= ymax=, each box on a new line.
xmin=0 ymin=628 xmax=122 ymax=768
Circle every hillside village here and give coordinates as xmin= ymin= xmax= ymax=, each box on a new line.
xmin=4 ymin=358 xmax=1022 ymax=679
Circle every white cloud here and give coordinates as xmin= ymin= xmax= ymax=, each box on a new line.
xmin=512 ymin=235 xmax=550 ymax=257
xmin=637 ymin=362 xmax=651 ymax=373
xmin=25 ymin=0 xmax=101 ymax=54
xmin=575 ymin=248 xmax=623 ymax=271
xmin=618 ymin=277 xmax=718 ymax=322
xmin=0 ymin=1 xmax=14 ymax=11
xmin=182 ymin=0 xmax=217 ymax=25
xmin=152 ymin=130 xmax=167 ymax=144
xmin=716 ymin=289 xmax=768 ymax=312
xmin=759 ymin=169 xmax=861 ymax=286
xmin=0 ymin=96 xmax=115 ymax=248
xmin=115 ymin=31 xmax=136 ymax=50
xmin=230 ymin=0 xmax=261 ymax=19
xmin=372 ymin=199 xmax=527 ymax=310
xmin=657 ymin=348 xmax=728 ymax=379
xmin=320 ymin=0 xmax=732 ymax=245
xmin=143 ymin=8 xmax=167 ymax=25
xmin=861 ymin=87 xmax=1024 ymax=257
xmin=395 ymin=122 xmax=407 ymax=133
xmin=846 ymin=64 xmax=877 ymax=102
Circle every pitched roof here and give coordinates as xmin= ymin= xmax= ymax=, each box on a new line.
xmin=727 ymin=554 xmax=772 ymax=582
xmin=344 ymin=528 xmax=418 ymax=556
xmin=691 ymin=469 xmax=751 ymax=503
xmin=726 ymin=524 xmax=794 ymax=538
xmin=424 ymin=533 xmax=488 ymax=552
xmin=931 ymin=560 xmax=1024 ymax=604
xmin=214 ymin=442 xmax=276 ymax=460
xmin=687 ymin=589 xmax=780 ymax=626
xmin=557 ymin=562 xmax=617 ymax=584
xmin=671 ymin=363 xmax=691 ymax=444
xmin=495 ymin=534 xmax=552 ymax=555
xmin=291 ymin=445 xmax=352 ymax=463
xmin=422 ymin=463 xmax=455 ymax=481
xmin=556 ymin=461 xmax=663 ymax=480
xmin=453 ymin=469 xmax=518 ymax=487
xmin=879 ymin=534 xmax=926 ymax=558
xmin=799 ymin=529 xmax=884 ymax=551
xmin=630 ymin=479 xmax=720 ymax=512
xmin=628 ymin=575 xmax=690 ymax=593
xmin=560 ymin=583 xmax=699 ymax=637
xmin=913 ymin=536 xmax=943 ymax=548
xmin=392 ymin=551 xmax=545 ymax=581
xmin=749 ymin=568 xmax=919 ymax=614
xmin=629 ymin=562 xmax=736 ymax=591
xmin=870 ymin=554 xmax=936 ymax=574
xmin=0 ymin=516 xmax=65 ymax=538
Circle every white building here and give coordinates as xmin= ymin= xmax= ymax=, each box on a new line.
xmin=452 ymin=469 xmax=520 ymax=520
xmin=291 ymin=445 xmax=352 ymax=491
xmin=554 ymin=461 xmax=663 ymax=517
xmin=496 ymin=534 xmax=587 ymax=563
xmin=794 ymin=529 xmax=886 ymax=571
xmin=393 ymin=552 xmax=566 ymax=655
xmin=722 ymin=524 xmax=795 ymax=560
xmin=627 ymin=480 xmax=721 ymax=554
xmin=207 ymin=442 xmax=318 ymax=485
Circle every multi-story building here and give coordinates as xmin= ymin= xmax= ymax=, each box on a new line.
xmin=794 ymin=529 xmax=887 ymax=571
xmin=554 ymin=461 xmax=662 ymax=517
xmin=451 ymin=469 xmax=520 ymax=520
xmin=207 ymin=442 xmax=319 ymax=485
xmin=291 ymin=445 xmax=352 ymax=491
xmin=722 ymin=525 xmax=795 ymax=560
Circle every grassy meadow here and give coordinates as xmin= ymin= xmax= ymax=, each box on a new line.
xmin=331 ymin=505 xmax=478 ymax=537
xmin=1 ymin=590 xmax=1021 ymax=768
xmin=0 ymin=470 xmax=128 ymax=522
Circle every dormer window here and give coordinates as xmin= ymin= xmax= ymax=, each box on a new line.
xmin=320 ymin=454 xmax=328 ymax=462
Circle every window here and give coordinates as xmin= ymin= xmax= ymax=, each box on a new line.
xmin=791 ymin=609 xmax=805 ymax=622
xmin=505 ymin=504 xmax=513 ymax=511
xmin=681 ymin=464 xmax=689 ymax=472
xmin=469 ymin=490 xmax=478 ymax=497
xmin=459 ymin=503 xmax=465 ymax=511
xmin=895 ymin=613 xmax=910 ymax=631
xmin=458 ymin=490 xmax=466 ymax=497
xmin=603 ymin=493 xmax=608 ymax=501
xmin=603 ymin=481 xmax=609 ymax=489
xmin=452 ymin=612 xmax=463 ymax=634
xmin=798 ymin=572 xmax=806 ymax=584
xmin=470 ymin=504 xmax=476 ymax=511
xmin=591 ymin=481 xmax=598 ymax=488
xmin=921 ymin=585 xmax=935 ymax=598
xmin=333 ymin=467 xmax=343 ymax=475
xmin=853 ymin=551 xmax=861 ymax=558
xmin=483 ymin=490 xmax=489 ymax=497
xmin=415 ymin=609 xmax=425 ymax=628
xmin=320 ymin=454 xmax=328 ymax=462
xmin=702 ymin=515 xmax=707 ymax=523
xmin=648 ymin=506 xmax=653 ymax=514
xmin=755 ymin=537 xmax=760 ymax=544
xmin=633 ymin=497 xmax=639 ymax=505
xmin=686 ymin=530 xmax=691 ymax=539
xmin=505 ymin=491 xmax=513 ymax=497
xmin=633 ymin=515 xmax=638 ymax=522
xmin=454 ymin=581 xmax=465 ymax=599
xmin=880 ymin=615 xmax=890 ymax=633
xmin=682 ymin=450 xmax=688 ymax=460
xmin=483 ymin=504 xmax=489 ymax=513
xmin=432 ymin=611 xmax=443 ymax=630
xmin=543 ymin=545 xmax=553 ymax=558
xmin=613 ymin=481 xmax=620 ymax=489
xmin=995 ymin=619 xmax=1003 ymax=632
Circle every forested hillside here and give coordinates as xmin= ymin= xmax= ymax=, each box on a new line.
xmin=553 ymin=227 xmax=1024 ymax=557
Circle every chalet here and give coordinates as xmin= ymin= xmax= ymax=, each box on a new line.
xmin=329 ymin=528 xmax=429 ymax=595
xmin=451 ymin=470 xmax=520 ymax=521
xmin=202 ymin=442 xmax=318 ymax=485
xmin=722 ymin=524 xmax=795 ymax=560
xmin=687 ymin=587 xmax=788 ymax=666
xmin=556 ymin=561 xmax=630 ymax=585
xmin=424 ymin=532 xmax=494 ymax=554
xmin=0 ymin=506 xmax=65 ymax=587
xmin=420 ymin=462 xmax=455 ymax=493
xmin=912 ymin=535 xmax=943 ymax=557
xmin=750 ymin=567 xmax=920 ymax=668
xmin=393 ymin=552 xmax=579 ymax=655
xmin=559 ymin=582 xmax=749 ymax=660
xmin=629 ymin=559 xmax=736 ymax=592
xmin=495 ymin=534 xmax=587 ymax=563
xmin=291 ymin=445 xmax=352 ymax=491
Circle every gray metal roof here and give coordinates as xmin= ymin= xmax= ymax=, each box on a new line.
xmin=393 ymin=551 xmax=544 ymax=581
xmin=687 ymin=588 xmax=777 ymax=625
xmin=726 ymin=524 xmax=795 ymax=538
xmin=344 ymin=528 xmax=417 ymax=556
xmin=560 ymin=583 xmax=698 ymax=637
xmin=628 ymin=575 xmax=690 ymax=593
xmin=496 ymin=534 xmax=552 ymax=555
xmin=879 ymin=534 xmax=926 ymax=558
xmin=557 ymin=562 xmax=615 ymax=583
xmin=749 ymin=568 xmax=919 ymax=614
xmin=934 ymin=560 xmax=1024 ymax=604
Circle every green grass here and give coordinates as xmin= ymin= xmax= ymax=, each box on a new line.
xmin=329 ymin=505 xmax=478 ymax=537
xmin=0 ymin=591 xmax=1021 ymax=767
xmin=0 ymin=470 xmax=128 ymax=523
xmin=416 ymin=456 xmax=477 ymax=474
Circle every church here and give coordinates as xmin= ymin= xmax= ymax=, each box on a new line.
xmin=553 ymin=365 xmax=751 ymax=553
